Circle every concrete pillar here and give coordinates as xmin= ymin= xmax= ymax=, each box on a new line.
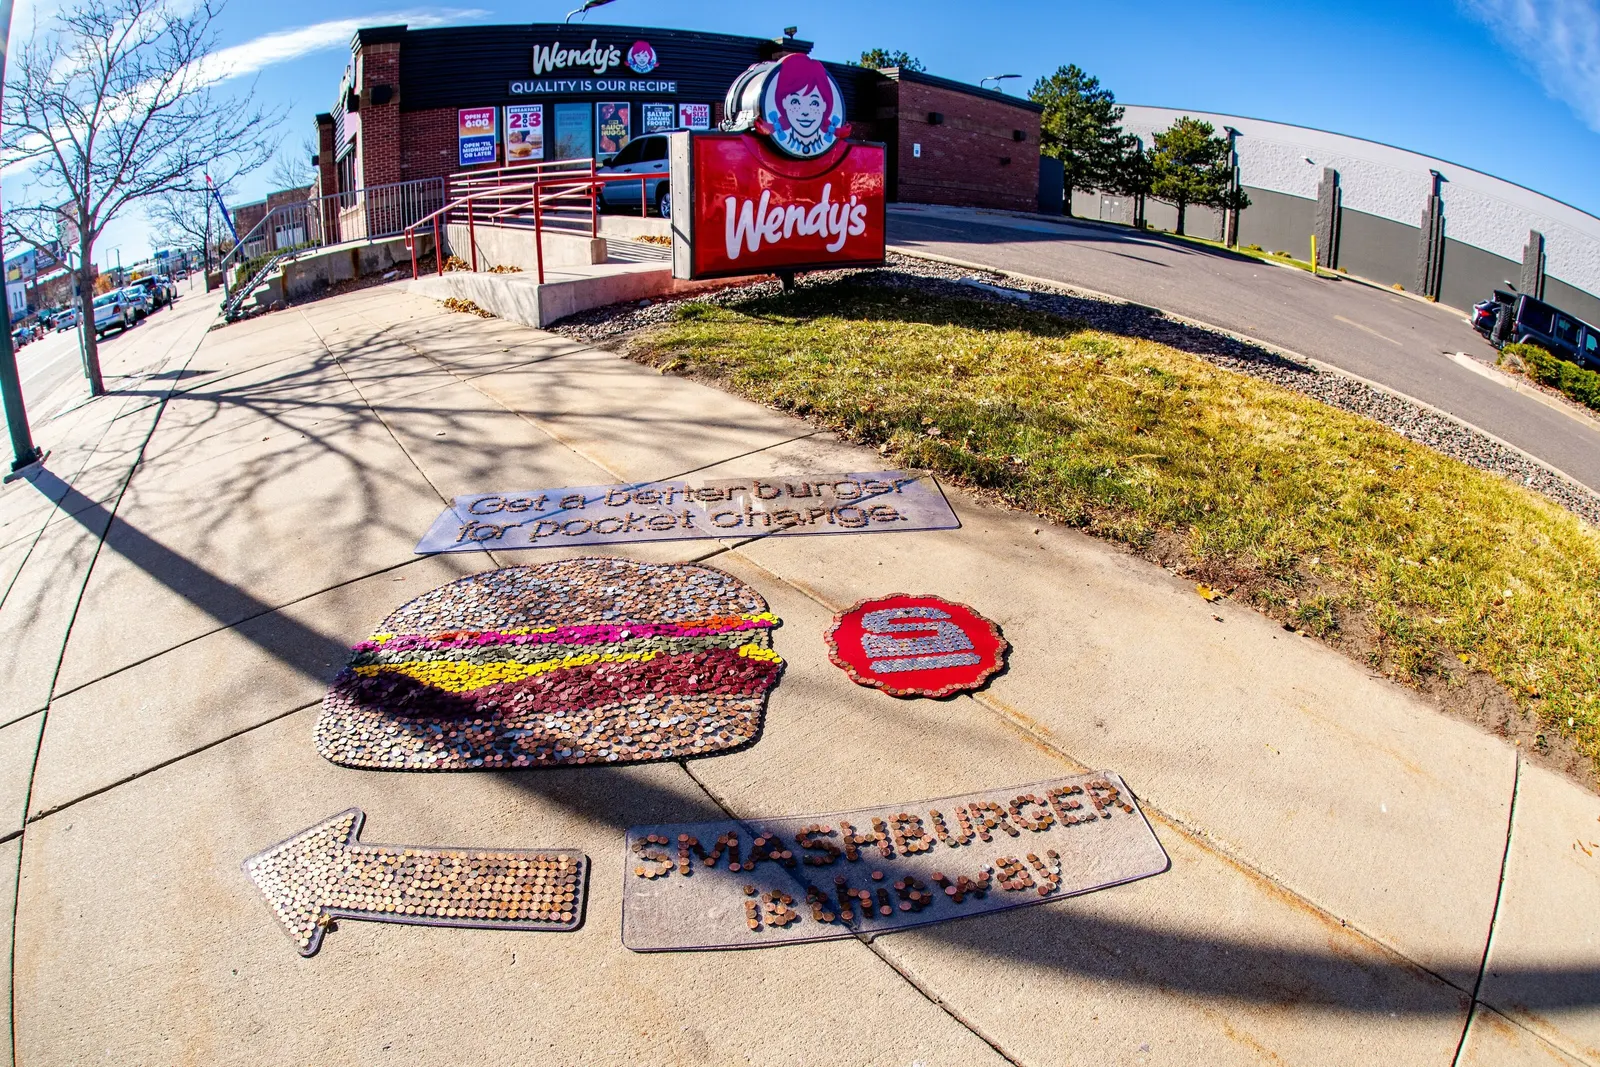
xmin=1520 ymin=230 xmax=1545 ymax=301
xmin=1314 ymin=167 xmax=1341 ymax=269
xmin=1413 ymin=171 xmax=1445 ymax=300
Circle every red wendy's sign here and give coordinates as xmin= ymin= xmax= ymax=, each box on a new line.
xmin=825 ymin=595 xmax=1007 ymax=699
xmin=669 ymin=52 xmax=886 ymax=281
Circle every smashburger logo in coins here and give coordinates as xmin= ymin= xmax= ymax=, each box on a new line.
xmin=826 ymin=594 xmax=1007 ymax=698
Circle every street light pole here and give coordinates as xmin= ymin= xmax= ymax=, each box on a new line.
xmin=0 ymin=0 xmax=44 ymax=473
xmin=564 ymin=0 xmax=616 ymax=23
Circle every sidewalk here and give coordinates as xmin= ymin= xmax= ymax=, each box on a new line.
xmin=0 ymin=279 xmax=1594 ymax=1066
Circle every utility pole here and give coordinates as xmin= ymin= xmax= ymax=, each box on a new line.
xmin=0 ymin=0 xmax=44 ymax=473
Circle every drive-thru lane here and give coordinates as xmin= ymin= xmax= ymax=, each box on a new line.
xmin=888 ymin=207 xmax=1600 ymax=494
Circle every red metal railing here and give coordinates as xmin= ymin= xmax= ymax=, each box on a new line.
xmin=403 ymin=169 xmax=662 ymax=285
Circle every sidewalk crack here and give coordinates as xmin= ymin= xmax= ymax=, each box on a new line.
xmin=1451 ymin=750 xmax=1524 ymax=1066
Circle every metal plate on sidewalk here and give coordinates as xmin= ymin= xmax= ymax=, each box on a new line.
xmin=621 ymin=771 xmax=1168 ymax=951
xmin=414 ymin=471 xmax=960 ymax=554
xmin=244 ymin=809 xmax=588 ymax=957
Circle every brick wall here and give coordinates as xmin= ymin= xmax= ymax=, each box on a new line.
xmin=399 ymin=107 xmax=465 ymax=187
xmin=357 ymin=42 xmax=402 ymax=188
xmin=231 ymin=200 xmax=267 ymax=236
xmin=314 ymin=115 xmax=337 ymax=200
xmin=893 ymin=81 xmax=1040 ymax=212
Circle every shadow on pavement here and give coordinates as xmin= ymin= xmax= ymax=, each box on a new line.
xmin=24 ymin=465 xmax=351 ymax=682
xmin=495 ymin=764 xmax=1600 ymax=1016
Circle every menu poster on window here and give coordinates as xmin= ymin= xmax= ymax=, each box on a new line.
xmin=642 ymin=102 xmax=675 ymax=134
xmin=678 ymin=103 xmax=711 ymax=130
xmin=596 ymin=101 xmax=631 ymax=158
xmin=554 ymin=103 xmax=592 ymax=160
xmin=458 ymin=107 xmax=498 ymax=168
xmin=505 ymin=104 xmax=545 ymax=163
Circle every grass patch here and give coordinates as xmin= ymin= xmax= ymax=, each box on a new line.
xmin=1501 ymin=342 xmax=1600 ymax=414
xmin=630 ymin=281 xmax=1600 ymax=771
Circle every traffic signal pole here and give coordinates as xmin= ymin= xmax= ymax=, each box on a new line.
xmin=0 ymin=0 xmax=43 ymax=473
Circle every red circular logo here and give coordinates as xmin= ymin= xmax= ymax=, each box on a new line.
xmin=825 ymin=594 xmax=1007 ymax=698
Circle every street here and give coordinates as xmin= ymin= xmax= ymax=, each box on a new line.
xmin=888 ymin=207 xmax=1600 ymax=493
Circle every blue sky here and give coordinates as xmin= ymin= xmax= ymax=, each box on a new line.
xmin=13 ymin=0 xmax=1600 ymax=261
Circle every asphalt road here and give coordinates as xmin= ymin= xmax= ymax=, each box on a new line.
xmin=888 ymin=208 xmax=1600 ymax=494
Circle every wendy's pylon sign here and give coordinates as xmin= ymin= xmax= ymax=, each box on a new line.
xmin=670 ymin=53 xmax=886 ymax=281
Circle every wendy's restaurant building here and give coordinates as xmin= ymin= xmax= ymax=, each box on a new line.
xmin=311 ymin=22 xmax=1046 ymax=232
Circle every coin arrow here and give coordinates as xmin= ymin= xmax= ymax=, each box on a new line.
xmin=243 ymin=809 xmax=587 ymax=956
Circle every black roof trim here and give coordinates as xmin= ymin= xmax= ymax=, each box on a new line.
xmin=355 ymin=25 xmax=407 ymax=47
xmin=881 ymin=67 xmax=1044 ymax=112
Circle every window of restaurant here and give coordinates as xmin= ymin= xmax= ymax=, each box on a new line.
xmin=553 ymin=103 xmax=592 ymax=160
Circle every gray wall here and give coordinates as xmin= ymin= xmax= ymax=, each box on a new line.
xmin=1439 ymin=236 xmax=1519 ymax=317
xmin=1544 ymin=275 xmax=1600 ymax=328
xmin=1065 ymin=185 xmax=1600 ymax=323
xmin=1236 ymin=186 xmax=1315 ymax=257
xmin=1329 ymin=207 xmax=1416 ymax=291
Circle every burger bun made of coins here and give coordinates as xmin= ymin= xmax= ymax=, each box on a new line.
xmin=315 ymin=558 xmax=783 ymax=770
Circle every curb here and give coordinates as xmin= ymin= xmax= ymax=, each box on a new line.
xmin=1448 ymin=352 xmax=1600 ymax=435
xmin=890 ymin=245 xmax=1600 ymax=502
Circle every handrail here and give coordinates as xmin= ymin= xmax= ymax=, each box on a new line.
xmin=403 ymin=170 xmax=664 ymax=286
xmin=219 ymin=176 xmax=446 ymax=293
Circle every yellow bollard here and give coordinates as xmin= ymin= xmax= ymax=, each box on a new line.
xmin=1311 ymin=234 xmax=1318 ymax=276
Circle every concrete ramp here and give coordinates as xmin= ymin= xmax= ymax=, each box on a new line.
xmin=406 ymin=260 xmax=734 ymax=328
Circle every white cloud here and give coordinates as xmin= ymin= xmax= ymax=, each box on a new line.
xmin=194 ymin=8 xmax=487 ymax=85
xmin=1459 ymin=0 xmax=1600 ymax=130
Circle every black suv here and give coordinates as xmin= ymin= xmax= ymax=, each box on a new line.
xmin=1472 ymin=291 xmax=1600 ymax=369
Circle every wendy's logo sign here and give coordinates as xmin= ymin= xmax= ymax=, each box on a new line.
xmin=757 ymin=54 xmax=846 ymax=159
xmin=825 ymin=595 xmax=1008 ymax=698
xmin=626 ymin=40 xmax=658 ymax=74
xmin=669 ymin=51 xmax=885 ymax=281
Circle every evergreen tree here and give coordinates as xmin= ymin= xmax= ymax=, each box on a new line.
xmin=1028 ymin=65 xmax=1132 ymax=208
xmin=1147 ymin=117 xmax=1250 ymax=236
xmin=858 ymin=49 xmax=924 ymax=72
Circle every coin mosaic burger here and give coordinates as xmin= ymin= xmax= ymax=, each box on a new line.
xmin=315 ymin=558 xmax=784 ymax=769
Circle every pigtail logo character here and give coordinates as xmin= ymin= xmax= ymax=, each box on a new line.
xmin=757 ymin=54 xmax=846 ymax=159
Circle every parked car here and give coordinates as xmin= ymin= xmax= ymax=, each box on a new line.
xmin=596 ymin=132 xmax=673 ymax=218
xmin=92 ymin=291 xmax=133 ymax=338
xmin=53 ymin=307 xmax=79 ymax=331
xmin=1473 ymin=291 xmax=1600 ymax=369
xmin=9 ymin=325 xmax=32 ymax=348
xmin=118 ymin=286 xmax=151 ymax=321
xmin=131 ymin=275 xmax=176 ymax=308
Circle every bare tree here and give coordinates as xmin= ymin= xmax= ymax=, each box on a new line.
xmin=146 ymin=185 xmax=220 ymax=264
xmin=267 ymin=135 xmax=318 ymax=194
xmin=1 ymin=0 xmax=279 ymax=395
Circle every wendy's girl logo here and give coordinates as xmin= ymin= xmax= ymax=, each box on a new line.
xmin=626 ymin=40 xmax=658 ymax=74
xmin=756 ymin=54 xmax=847 ymax=159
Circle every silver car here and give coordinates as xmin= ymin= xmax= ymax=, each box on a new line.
xmin=92 ymin=292 xmax=132 ymax=338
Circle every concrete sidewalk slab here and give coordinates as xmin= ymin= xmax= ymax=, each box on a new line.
xmin=14 ymin=710 xmax=1011 ymax=1067
xmin=1477 ymin=763 xmax=1600 ymax=1062
xmin=1459 ymin=1008 xmax=1589 ymax=1066
xmin=0 ymin=712 xmax=42 ymax=836
xmin=55 ymin=417 xmax=449 ymax=693
xmin=363 ymin=377 xmax=618 ymax=500
xmin=466 ymin=346 xmax=817 ymax=482
xmin=0 ymin=509 xmax=112 ymax=723
xmin=28 ymin=552 xmax=485 ymax=819
xmin=681 ymin=552 xmax=1472 ymax=1064
xmin=695 ymin=431 xmax=1514 ymax=990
